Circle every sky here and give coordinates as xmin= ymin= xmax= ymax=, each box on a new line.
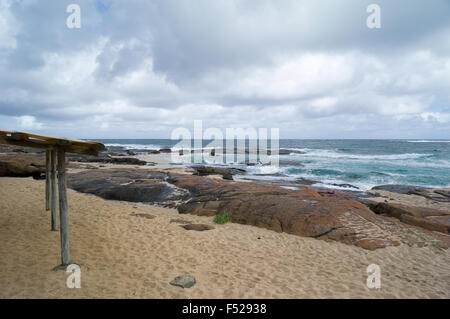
xmin=0 ymin=0 xmax=449 ymax=139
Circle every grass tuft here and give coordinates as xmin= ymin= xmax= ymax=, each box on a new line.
xmin=213 ymin=211 xmax=232 ymax=224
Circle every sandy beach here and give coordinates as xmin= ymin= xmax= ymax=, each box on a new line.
xmin=1 ymin=175 xmax=449 ymax=299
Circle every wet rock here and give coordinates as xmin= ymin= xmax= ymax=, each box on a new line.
xmin=330 ymin=183 xmax=359 ymax=190
xmin=277 ymin=149 xmax=306 ymax=155
xmin=192 ymin=166 xmax=246 ymax=180
xmin=170 ymin=275 xmax=196 ymax=288
xmin=371 ymin=185 xmax=426 ymax=195
xmin=295 ymin=178 xmax=319 ymax=186
xmin=159 ymin=147 xmax=172 ymax=153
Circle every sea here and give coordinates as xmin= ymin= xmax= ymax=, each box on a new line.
xmin=93 ymin=139 xmax=450 ymax=191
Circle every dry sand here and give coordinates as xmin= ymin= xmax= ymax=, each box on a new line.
xmin=0 ymin=176 xmax=449 ymax=298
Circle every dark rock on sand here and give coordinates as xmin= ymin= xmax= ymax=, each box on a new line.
xmin=67 ymin=169 xmax=189 ymax=205
xmin=170 ymin=275 xmax=196 ymax=288
xmin=181 ymin=224 xmax=215 ymax=231
xmin=0 ymin=153 xmax=46 ymax=178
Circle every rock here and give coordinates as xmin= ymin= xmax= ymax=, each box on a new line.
xmin=192 ymin=166 xmax=245 ymax=180
xmin=0 ymin=153 xmax=46 ymax=178
xmin=371 ymin=185 xmax=426 ymax=195
xmin=192 ymin=166 xmax=246 ymax=180
xmin=170 ymin=275 xmax=196 ymax=288
xmin=277 ymin=149 xmax=306 ymax=155
xmin=67 ymin=153 xmax=147 ymax=166
xmin=67 ymin=169 xmax=189 ymax=205
xmin=159 ymin=147 xmax=172 ymax=153
xmin=126 ymin=150 xmax=136 ymax=156
xmin=368 ymin=202 xmax=450 ymax=234
xmin=330 ymin=183 xmax=359 ymax=190
xmin=170 ymin=174 xmax=416 ymax=250
xmin=295 ymin=178 xmax=319 ymax=186
xmin=181 ymin=224 xmax=215 ymax=231
xmin=64 ymin=168 xmax=450 ymax=250
xmin=408 ymin=189 xmax=450 ymax=202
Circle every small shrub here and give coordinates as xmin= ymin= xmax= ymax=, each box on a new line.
xmin=213 ymin=211 xmax=232 ymax=224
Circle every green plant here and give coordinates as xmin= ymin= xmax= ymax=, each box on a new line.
xmin=213 ymin=211 xmax=232 ymax=224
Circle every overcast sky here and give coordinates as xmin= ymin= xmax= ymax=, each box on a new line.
xmin=0 ymin=0 xmax=449 ymax=139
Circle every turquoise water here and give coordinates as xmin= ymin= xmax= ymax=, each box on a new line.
xmin=95 ymin=139 xmax=450 ymax=190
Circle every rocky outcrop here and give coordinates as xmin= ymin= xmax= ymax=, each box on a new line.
xmin=408 ymin=188 xmax=450 ymax=202
xmin=67 ymin=169 xmax=189 ymax=206
xmin=169 ymin=174 xmax=446 ymax=250
xmin=0 ymin=153 xmax=46 ymax=178
xmin=67 ymin=153 xmax=149 ymax=166
xmin=369 ymin=202 xmax=450 ymax=234
xmin=192 ymin=166 xmax=246 ymax=180
xmin=66 ymin=168 xmax=450 ymax=250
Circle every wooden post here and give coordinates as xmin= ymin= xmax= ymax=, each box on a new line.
xmin=45 ymin=150 xmax=50 ymax=211
xmin=57 ymin=148 xmax=70 ymax=265
xmin=50 ymin=150 xmax=58 ymax=231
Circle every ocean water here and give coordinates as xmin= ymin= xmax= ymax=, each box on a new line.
xmin=95 ymin=139 xmax=450 ymax=191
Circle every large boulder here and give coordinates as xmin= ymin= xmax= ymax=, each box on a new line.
xmin=0 ymin=153 xmax=46 ymax=178
xmin=369 ymin=202 xmax=450 ymax=234
xmin=67 ymin=169 xmax=189 ymax=206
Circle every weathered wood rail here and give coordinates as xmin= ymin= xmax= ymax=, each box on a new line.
xmin=0 ymin=130 xmax=105 ymax=267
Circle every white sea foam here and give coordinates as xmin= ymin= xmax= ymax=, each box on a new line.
xmin=105 ymin=143 xmax=162 ymax=150
xmin=407 ymin=140 xmax=450 ymax=143
xmin=290 ymin=148 xmax=433 ymax=161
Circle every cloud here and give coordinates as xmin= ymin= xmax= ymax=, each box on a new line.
xmin=16 ymin=115 xmax=43 ymax=130
xmin=0 ymin=0 xmax=449 ymax=138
